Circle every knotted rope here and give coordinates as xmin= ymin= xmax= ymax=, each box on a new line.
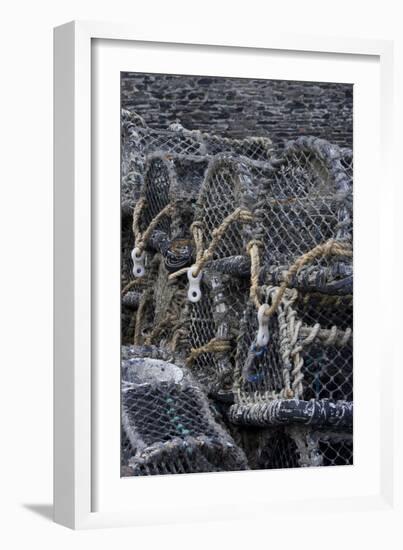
xmin=169 ymin=207 xmax=254 ymax=280
xmin=186 ymin=337 xmax=232 ymax=366
xmin=247 ymin=238 xmax=352 ymax=318
xmin=132 ymin=198 xmax=173 ymax=253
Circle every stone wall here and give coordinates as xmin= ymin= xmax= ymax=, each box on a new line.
xmin=121 ymin=73 xmax=353 ymax=149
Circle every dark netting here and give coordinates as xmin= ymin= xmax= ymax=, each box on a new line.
xmin=256 ymin=429 xmax=301 ymax=469
xmin=139 ymin=155 xmax=173 ymax=235
xmin=224 ymin=425 xmax=353 ymax=469
xmin=293 ymin=292 xmax=353 ymax=331
xmin=193 ymin=155 xmax=257 ymax=260
xmin=176 ymin=271 xmax=250 ymax=397
xmin=121 ymin=345 xmax=248 ymax=475
xmin=257 ymin=137 xmax=352 ymax=286
xmin=301 ymin=341 xmax=353 ymax=402
xmin=317 ymin=434 xmax=353 ymax=466
xmin=303 ymin=429 xmax=353 ymax=467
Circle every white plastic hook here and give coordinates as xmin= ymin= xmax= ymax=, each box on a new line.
xmin=187 ymin=266 xmax=202 ymax=302
xmin=131 ymin=247 xmax=145 ymax=278
xmin=256 ymin=304 xmax=270 ymax=347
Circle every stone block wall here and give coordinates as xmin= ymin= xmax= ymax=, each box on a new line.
xmin=121 ymin=73 xmax=353 ymax=149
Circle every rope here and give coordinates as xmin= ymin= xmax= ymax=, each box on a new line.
xmin=121 ymin=279 xmax=143 ymax=297
xmin=246 ymin=240 xmax=263 ymax=309
xmin=247 ymin=238 xmax=352 ymax=318
xmin=133 ymin=288 xmax=153 ymax=345
xmin=186 ymin=337 xmax=232 ymax=366
xmin=169 ymin=207 xmax=253 ymax=280
xmin=132 ymin=199 xmax=173 ymax=253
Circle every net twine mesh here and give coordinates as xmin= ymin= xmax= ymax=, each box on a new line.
xmin=232 ymin=283 xmax=352 ymax=400
xmin=234 ymin=426 xmax=352 ymax=469
xmin=121 ymin=109 xmax=273 ymax=208
xmin=170 ymin=156 xmax=272 ymax=394
xmin=121 ymin=345 xmax=248 ymax=476
xmin=255 ymin=136 xmax=352 ymax=290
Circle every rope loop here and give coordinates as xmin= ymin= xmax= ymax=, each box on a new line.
xmin=247 ymin=238 xmax=352 ymax=319
xmin=132 ymin=200 xmax=173 ymax=253
xmin=169 ymin=206 xmax=254 ymax=282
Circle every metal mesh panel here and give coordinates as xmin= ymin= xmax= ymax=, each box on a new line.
xmin=292 ymin=292 xmax=353 ymax=402
xmin=121 ymin=346 xmax=249 ymax=475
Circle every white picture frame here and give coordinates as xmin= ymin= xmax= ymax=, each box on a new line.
xmin=54 ymin=20 xmax=398 ymax=530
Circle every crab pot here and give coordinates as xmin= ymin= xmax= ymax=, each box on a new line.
xmin=178 ymin=269 xmax=250 ymax=397
xmin=133 ymin=153 xmax=209 ymax=274
xmin=193 ymin=154 xmax=258 ymax=261
xmin=121 ymin=345 xmax=248 ymax=476
xmin=233 ymin=298 xmax=288 ymax=403
xmin=257 ymin=137 xmax=353 ymax=284
xmin=230 ymin=288 xmax=352 ymax=427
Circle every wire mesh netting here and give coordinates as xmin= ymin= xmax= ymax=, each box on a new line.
xmin=121 ymin=345 xmax=249 ymax=475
